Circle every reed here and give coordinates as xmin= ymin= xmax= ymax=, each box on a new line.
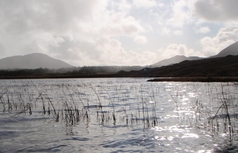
xmin=0 ymin=80 xmax=162 ymax=129
xmin=171 ymin=82 xmax=238 ymax=140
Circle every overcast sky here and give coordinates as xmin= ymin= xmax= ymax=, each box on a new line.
xmin=0 ymin=0 xmax=238 ymax=66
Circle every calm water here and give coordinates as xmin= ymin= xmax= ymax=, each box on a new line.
xmin=1 ymin=78 xmax=238 ymax=153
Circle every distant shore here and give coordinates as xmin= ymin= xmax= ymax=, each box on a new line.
xmin=1 ymin=75 xmax=238 ymax=82
xmin=0 ymin=74 xmax=118 ymax=79
xmin=147 ymin=77 xmax=238 ymax=82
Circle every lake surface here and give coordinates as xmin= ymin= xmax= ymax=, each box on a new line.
xmin=1 ymin=78 xmax=238 ymax=153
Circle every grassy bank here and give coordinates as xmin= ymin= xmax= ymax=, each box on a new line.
xmin=147 ymin=77 xmax=238 ymax=82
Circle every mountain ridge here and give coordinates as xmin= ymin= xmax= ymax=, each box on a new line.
xmin=117 ymin=55 xmax=238 ymax=77
xmin=0 ymin=53 xmax=73 ymax=70
xmin=150 ymin=55 xmax=201 ymax=67
xmin=212 ymin=41 xmax=238 ymax=58
xmin=151 ymin=41 xmax=238 ymax=68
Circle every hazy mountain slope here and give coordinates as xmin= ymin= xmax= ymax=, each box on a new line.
xmin=0 ymin=53 xmax=73 ymax=69
xmin=151 ymin=41 xmax=238 ymax=68
xmin=118 ymin=55 xmax=238 ymax=77
xmin=213 ymin=41 xmax=238 ymax=58
xmin=151 ymin=55 xmax=201 ymax=67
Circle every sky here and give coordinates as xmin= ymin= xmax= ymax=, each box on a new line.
xmin=0 ymin=0 xmax=238 ymax=66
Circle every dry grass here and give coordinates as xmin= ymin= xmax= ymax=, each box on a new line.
xmin=0 ymin=81 xmax=159 ymax=128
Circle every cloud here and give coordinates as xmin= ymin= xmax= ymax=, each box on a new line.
xmin=0 ymin=0 xmax=108 ymax=56
xmin=166 ymin=0 xmax=193 ymax=27
xmin=45 ymin=36 xmax=157 ymax=66
xmin=0 ymin=0 xmax=147 ymax=66
xmin=110 ymin=0 xmax=132 ymax=12
xmin=126 ymin=50 xmax=158 ymax=66
xmin=0 ymin=0 xmax=106 ymax=34
xmin=1 ymin=0 xmax=236 ymax=67
xmin=145 ymin=25 xmax=153 ymax=32
xmin=95 ymin=37 xmax=127 ymax=65
xmin=195 ymin=26 xmax=210 ymax=34
xmin=161 ymin=27 xmax=182 ymax=36
xmin=37 ymin=35 xmax=97 ymax=65
xmin=173 ymin=30 xmax=183 ymax=35
xmin=154 ymin=0 xmax=197 ymax=33
xmin=162 ymin=27 xmax=171 ymax=35
xmin=132 ymin=0 xmax=157 ymax=9
xmin=94 ymin=37 xmax=157 ymax=65
xmin=200 ymin=26 xmax=238 ymax=56
xmin=134 ymin=35 xmax=148 ymax=44
xmin=194 ymin=0 xmax=238 ymax=22
xmin=166 ymin=44 xmax=196 ymax=56
xmin=158 ymin=43 xmax=202 ymax=60
xmin=100 ymin=12 xmax=145 ymax=36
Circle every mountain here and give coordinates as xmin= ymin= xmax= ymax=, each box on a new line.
xmin=212 ymin=41 xmax=238 ymax=58
xmin=117 ymin=55 xmax=238 ymax=77
xmin=151 ymin=41 xmax=238 ymax=68
xmin=0 ymin=53 xmax=73 ymax=69
xmin=150 ymin=55 xmax=201 ymax=67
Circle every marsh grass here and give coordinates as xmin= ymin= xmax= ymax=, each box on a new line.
xmin=170 ymin=82 xmax=238 ymax=140
xmin=0 ymin=81 xmax=159 ymax=128
xmin=1 ymin=80 xmax=237 ymax=138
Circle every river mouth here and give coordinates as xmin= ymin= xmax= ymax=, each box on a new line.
xmin=0 ymin=78 xmax=238 ymax=152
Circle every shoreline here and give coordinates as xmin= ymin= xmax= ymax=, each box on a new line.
xmin=0 ymin=75 xmax=238 ymax=82
xmin=147 ymin=77 xmax=238 ymax=82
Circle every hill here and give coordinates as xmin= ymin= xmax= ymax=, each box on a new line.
xmin=213 ymin=41 xmax=238 ymax=58
xmin=117 ymin=55 xmax=238 ymax=77
xmin=151 ymin=41 xmax=238 ymax=68
xmin=0 ymin=53 xmax=73 ymax=69
xmin=150 ymin=55 xmax=201 ymax=67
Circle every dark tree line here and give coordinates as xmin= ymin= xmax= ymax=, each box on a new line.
xmin=0 ymin=66 xmax=144 ymax=78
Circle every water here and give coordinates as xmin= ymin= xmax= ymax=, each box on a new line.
xmin=0 ymin=78 xmax=238 ymax=153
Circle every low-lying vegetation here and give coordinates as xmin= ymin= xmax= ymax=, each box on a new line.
xmin=0 ymin=81 xmax=159 ymax=128
xmin=170 ymin=82 xmax=238 ymax=139
xmin=1 ymin=80 xmax=238 ymax=140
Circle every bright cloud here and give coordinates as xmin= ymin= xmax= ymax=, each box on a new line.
xmin=100 ymin=12 xmax=145 ymax=36
xmin=196 ymin=26 xmax=210 ymax=34
xmin=173 ymin=30 xmax=183 ymax=35
xmin=134 ymin=35 xmax=148 ymax=44
xmin=159 ymin=44 xmax=202 ymax=59
xmin=166 ymin=0 xmax=193 ymax=27
xmin=132 ymin=0 xmax=157 ymax=9
xmin=162 ymin=27 xmax=171 ymax=35
xmin=201 ymin=26 xmax=238 ymax=56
